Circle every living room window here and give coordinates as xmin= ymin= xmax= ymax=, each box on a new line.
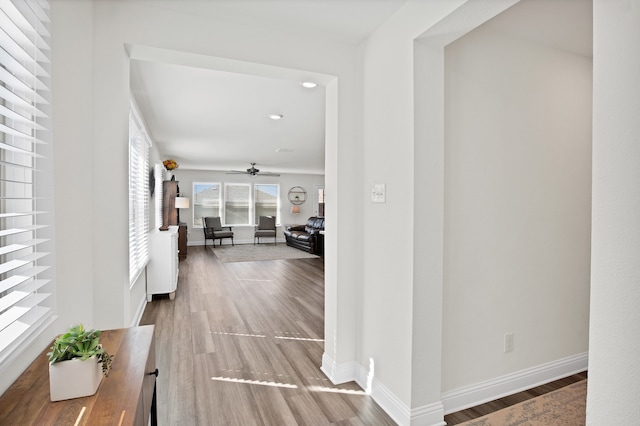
xmin=254 ymin=184 xmax=279 ymax=225
xmin=0 ymin=0 xmax=54 ymax=366
xmin=224 ymin=183 xmax=251 ymax=226
xmin=193 ymin=182 xmax=221 ymax=227
xmin=128 ymin=104 xmax=150 ymax=284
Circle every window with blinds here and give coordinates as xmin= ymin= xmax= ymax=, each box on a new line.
xmin=129 ymin=105 xmax=150 ymax=285
xmin=192 ymin=182 xmax=220 ymax=228
xmin=0 ymin=0 xmax=54 ymax=365
xmin=254 ymin=183 xmax=279 ymax=225
xmin=224 ymin=183 xmax=251 ymax=226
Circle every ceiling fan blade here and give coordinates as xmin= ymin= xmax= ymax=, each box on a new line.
xmin=225 ymin=163 xmax=279 ymax=176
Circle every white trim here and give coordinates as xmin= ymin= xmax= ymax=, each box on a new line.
xmin=409 ymin=403 xmax=447 ymax=426
xmin=441 ymin=352 xmax=589 ymax=414
xmin=321 ymin=355 xmax=446 ymax=426
xmin=354 ymin=361 xmax=444 ymax=426
xmin=321 ymin=352 xmax=587 ymax=425
xmin=320 ymin=352 xmax=359 ymax=385
xmin=130 ymin=294 xmax=147 ymax=327
xmin=368 ymin=377 xmax=412 ymax=425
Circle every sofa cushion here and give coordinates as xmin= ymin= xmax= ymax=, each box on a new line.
xmin=294 ymin=233 xmax=313 ymax=242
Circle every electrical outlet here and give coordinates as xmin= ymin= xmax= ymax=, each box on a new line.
xmin=372 ymin=184 xmax=386 ymax=203
xmin=504 ymin=333 xmax=514 ymax=353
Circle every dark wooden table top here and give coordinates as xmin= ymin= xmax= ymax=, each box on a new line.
xmin=0 ymin=325 xmax=155 ymax=426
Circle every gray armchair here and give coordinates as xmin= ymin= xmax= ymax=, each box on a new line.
xmin=254 ymin=216 xmax=276 ymax=245
xmin=203 ymin=217 xmax=234 ymax=247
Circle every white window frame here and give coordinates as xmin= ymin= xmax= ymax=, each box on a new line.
xmin=0 ymin=0 xmax=55 ymax=366
xmin=154 ymin=163 xmax=163 ymax=228
xmin=128 ymin=103 xmax=151 ymax=285
xmin=192 ymin=182 xmax=221 ymax=228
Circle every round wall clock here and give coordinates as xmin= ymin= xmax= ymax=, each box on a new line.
xmin=288 ymin=186 xmax=307 ymax=205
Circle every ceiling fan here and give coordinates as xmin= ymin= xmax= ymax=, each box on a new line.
xmin=226 ymin=162 xmax=280 ymax=177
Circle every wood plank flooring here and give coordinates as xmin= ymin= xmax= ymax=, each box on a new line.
xmin=140 ymin=245 xmax=397 ymax=426
xmin=141 ymin=245 xmax=586 ymax=425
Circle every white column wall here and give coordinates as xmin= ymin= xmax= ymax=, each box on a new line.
xmin=50 ymin=1 xmax=96 ymax=330
xmin=588 ymin=0 xmax=640 ymax=423
xmin=359 ymin=0 xmax=467 ymax=417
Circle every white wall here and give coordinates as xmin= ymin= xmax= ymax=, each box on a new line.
xmin=442 ymin=22 xmax=592 ymax=391
xmin=50 ymin=1 xmax=95 ymax=329
xmin=588 ymin=0 xmax=640 ymax=423
xmin=168 ymin=169 xmax=324 ymax=244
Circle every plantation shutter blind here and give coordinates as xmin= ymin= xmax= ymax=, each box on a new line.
xmin=129 ymin=106 xmax=150 ymax=284
xmin=0 ymin=0 xmax=54 ymax=362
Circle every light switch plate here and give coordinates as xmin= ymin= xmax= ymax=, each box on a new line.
xmin=372 ymin=184 xmax=386 ymax=203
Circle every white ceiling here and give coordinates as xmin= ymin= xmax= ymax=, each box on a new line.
xmin=130 ymin=60 xmax=329 ymax=175
xmin=130 ymin=0 xmax=408 ymax=176
xmin=130 ymin=0 xmax=591 ymax=176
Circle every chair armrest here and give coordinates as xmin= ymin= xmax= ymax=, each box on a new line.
xmin=223 ymin=226 xmax=233 ymax=231
xmin=286 ymin=225 xmax=305 ymax=232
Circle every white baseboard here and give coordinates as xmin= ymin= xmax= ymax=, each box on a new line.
xmin=321 ymin=353 xmax=445 ymax=426
xmin=321 ymin=352 xmax=359 ymax=385
xmin=321 ymin=352 xmax=587 ymax=425
xmin=441 ymin=352 xmax=589 ymax=414
xmin=355 ymin=363 xmax=445 ymax=426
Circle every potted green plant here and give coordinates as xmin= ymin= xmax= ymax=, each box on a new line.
xmin=47 ymin=324 xmax=113 ymax=401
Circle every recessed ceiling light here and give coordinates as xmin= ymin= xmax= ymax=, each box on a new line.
xmin=276 ymin=148 xmax=294 ymax=153
xmin=301 ymin=81 xmax=318 ymax=88
xmin=269 ymin=114 xmax=283 ymax=120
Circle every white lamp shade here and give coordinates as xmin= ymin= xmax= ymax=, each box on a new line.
xmin=175 ymin=197 xmax=190 ymax=209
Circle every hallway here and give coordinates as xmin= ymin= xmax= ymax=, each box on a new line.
xmin=140 ymin=245 xmax=396 ymax=425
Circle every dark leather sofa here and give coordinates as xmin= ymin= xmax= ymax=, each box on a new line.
xmin=284 ymin=216 xmax=324 ymax=255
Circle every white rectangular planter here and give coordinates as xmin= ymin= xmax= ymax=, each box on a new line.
xmin=49 ymin=356 xmax=103 ymax=401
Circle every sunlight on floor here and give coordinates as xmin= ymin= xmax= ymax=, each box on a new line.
xmin=307 ymin=386 xmax=368 ymax=396
xmin=211 ymin=376 xmax=298 ymax=389
xmin=274 ymin=336 xmax=324 ymax=342
xmin=210 ymin=331 xmax=267 ymax=338
xmin=210 ymin=376 xmax=369 ymax=396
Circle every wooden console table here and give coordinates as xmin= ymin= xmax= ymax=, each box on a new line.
xmin=0 ymin=326 xmax=157 ymax=426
